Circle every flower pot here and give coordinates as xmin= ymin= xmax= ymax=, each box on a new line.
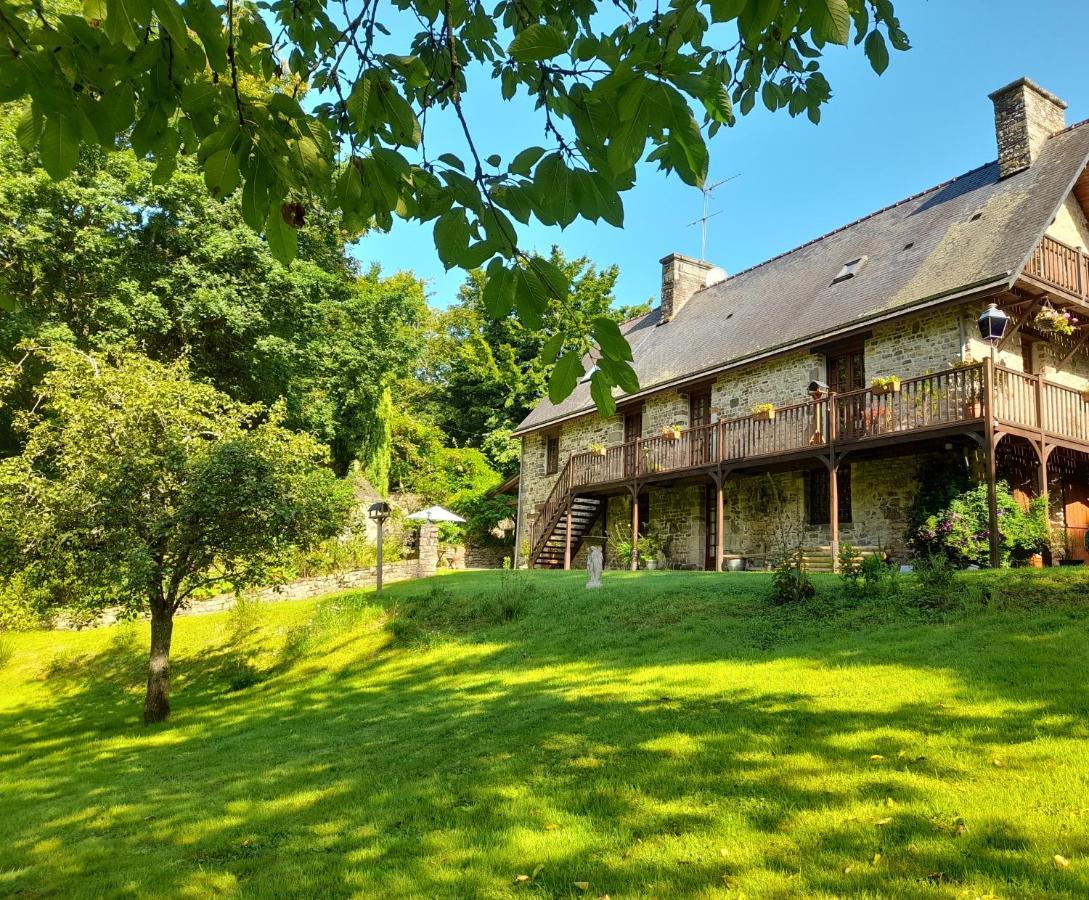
xmin=1029 ymin=553 xmax=1044 ymax=569
xmin=871 ymin=382 xmax=900 ymax=396
xmin=753 ymin=409 xmax=775 ymax=422
xmin=591 ymin=448 xmax=607 ymax=458
xmin=663 ymin=430 xmax=682 ymax=441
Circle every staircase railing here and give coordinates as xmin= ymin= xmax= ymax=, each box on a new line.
xmin=529 ymin=456 xmax=574 ymax=564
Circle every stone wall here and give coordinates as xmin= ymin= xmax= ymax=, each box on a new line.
xmin=465 ymin=543 xmax=513 ymax=569
xmin=717 ymin=456 xmax=920 ymax=561
xmin=595 ymin=487 xmax=705 ymax=569
xmin=711 ymin=350 xmax=819 ymax=417
xmin=867 ymin=306 xmax=967 ymax=381
xmin=642 ymin=390 xmax=689 ymax=434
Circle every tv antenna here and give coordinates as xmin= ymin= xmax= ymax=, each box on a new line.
xmin=688 ymin=174 xmax=740 ymax=261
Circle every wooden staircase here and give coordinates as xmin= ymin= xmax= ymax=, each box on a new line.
xmin=533 ymin=497 xmax=603 ymax=569
xmin=799 ymin=546 xmax=882 ymax=574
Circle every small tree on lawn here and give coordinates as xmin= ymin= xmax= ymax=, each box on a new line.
xmin=0 ymin=347 xmax=353 ymax=723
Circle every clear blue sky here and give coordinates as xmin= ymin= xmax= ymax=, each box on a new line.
xmin=349 ymin=0 xmax=1089 ymax=310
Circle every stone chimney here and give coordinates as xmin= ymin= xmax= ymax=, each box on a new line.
xmin=659 ymin=253 xmax=713 ymax=323
xmin=989 ymin=77 xmax=1067 ymax=179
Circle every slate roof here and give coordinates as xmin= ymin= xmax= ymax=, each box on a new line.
xmin=515 ymin=120 xmax=1089 ymax=436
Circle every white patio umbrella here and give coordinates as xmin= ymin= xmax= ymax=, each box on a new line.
xmin=406 ymin=505 xmax=466 ymax=524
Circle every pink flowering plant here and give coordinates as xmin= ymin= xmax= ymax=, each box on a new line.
xmin=1034 ymin=305 xmax=1077 ymax=336
xmin=911 ymin=481 xmax=1050 ymax=567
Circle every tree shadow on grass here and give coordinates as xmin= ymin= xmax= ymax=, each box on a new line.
xmin=2 ymin=570 xmax=1089 ymax=896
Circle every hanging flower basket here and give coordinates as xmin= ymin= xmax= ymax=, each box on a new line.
xmin=589 ymin=443 xmax=608 ymax=457
xmin=1034 ymin=303 xmax=1076 ymax=336
xmin=661 ymin=424 xmax=684 ymax=441
xmin=751 ymin=404 xmax=776 ymax=422
xmin=870 ymin=375 xmax=901 ymax=396
xmin=1080 ymin=389 xmax=1089 ymax=404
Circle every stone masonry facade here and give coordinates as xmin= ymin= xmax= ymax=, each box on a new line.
xmin=519 ymin=291 xmax=1089 ymax=569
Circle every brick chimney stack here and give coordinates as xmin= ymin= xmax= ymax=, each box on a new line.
xmin=659 ymin=253 xmax=713 ymax=323
xmin=989 ymin=77 xmax=1067 ymax=179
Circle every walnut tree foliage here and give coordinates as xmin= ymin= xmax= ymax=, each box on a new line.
xmin=0 ymin=346 xmax=353 ymax=720
xmin=0 ymin=0 xmax=907 ymax=413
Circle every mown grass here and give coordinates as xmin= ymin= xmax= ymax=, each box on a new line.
xmin=2 ymin=569 xmax=1089 ymax=898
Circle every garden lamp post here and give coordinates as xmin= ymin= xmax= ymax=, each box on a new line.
xmin=976 ymin=303 xmax=1008 ymax=569
xmin=368 ymin=502 xmax=391 ymax=594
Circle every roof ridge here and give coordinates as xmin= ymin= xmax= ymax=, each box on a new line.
xmin=1053 ymin=116 xmax=1089 ymax=137
xmin=716 ymin=159 xmax=997 ymax=284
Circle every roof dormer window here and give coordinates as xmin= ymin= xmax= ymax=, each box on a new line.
xmin=833 ymin=256 xmax=868 ymax=284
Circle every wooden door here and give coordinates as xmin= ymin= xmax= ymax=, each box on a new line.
xmin=623 ymin=409 xmax=642 ymax=477
xmin=704 ymin=486 xmax=718 ymax=570
xmin=829 ymin=348 xmax=865 ymax=440
xmin=1065 ymin=481 xmax=1089 ymax=564
xmin=689 ymin=389 xmax=713 ymax=466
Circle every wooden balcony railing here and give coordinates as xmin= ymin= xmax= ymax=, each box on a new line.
xmin=1024 ymin=234 xmax=1089 ymax=299
xmin=992 ymin=364 xmax=1089 ymax=439
xmin=564 ymin=365 xmax=988 ymax=495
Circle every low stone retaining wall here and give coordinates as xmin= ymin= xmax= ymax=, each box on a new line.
xmin=179 ymin=561 xmax=421 ymax=617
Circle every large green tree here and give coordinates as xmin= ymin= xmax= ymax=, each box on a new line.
xmin=414 ymin=246 xmax=647 ymax=475
xmin=0 ymin=0 xmax=907 ymax=411
xmin=0 ymin=113 xmax=426 ymax=480
xmin=0 ymin=347 xmax=353 ymax=722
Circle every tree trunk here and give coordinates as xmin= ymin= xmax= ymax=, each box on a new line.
xmin=144 ymin=600 xmax=174 ymax=724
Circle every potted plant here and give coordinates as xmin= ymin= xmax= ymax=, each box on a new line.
xmin=661 ymin=423 xmax=685 ymax=441
xmin=752 ymin=403 xmax=776 ymax=422
xmin=589 ymin=442 xmax=608 ymax=457
xmin=638 ymin=527 xmax=664 ymax=569
xmin=870 ymin=375 xmax=901 ymax=396
xmin=1034 ymin=303 xmax=1076 ymax=336
xmin=1079 ymin=388 xmax=1089 ymax=404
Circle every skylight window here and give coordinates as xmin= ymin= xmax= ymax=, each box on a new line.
xmin=832 ymin=256 xmax=868 ymax=284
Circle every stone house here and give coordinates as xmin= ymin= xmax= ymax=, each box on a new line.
xmin=513 ymin=78 xmax=1089 ymax=571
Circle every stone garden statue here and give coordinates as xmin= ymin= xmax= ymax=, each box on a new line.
xmin=587 ymin=545 xmax=603 ymax=589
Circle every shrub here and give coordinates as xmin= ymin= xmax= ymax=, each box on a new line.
xmin=0 ymin=634 xmax=12 ymax=670
xmin=838 ymin=543 xmax=863 ymax=593
xmin=914 ymin=553 xmax=958 ymax=591
xmin=771 ymin=552 xmax=816 ymax=605
xmin=859 ymin=552 xmax=900 ymax=598
xmin=0 ymin=574 xmax=51 ymax=631
xmin=911 ymin=481 xmax=1050 ymax=568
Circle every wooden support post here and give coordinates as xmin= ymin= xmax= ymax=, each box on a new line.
xmin=716 ymin=477 xmax=725 ymax=574
xmin=1038 ymin=443 xmax=1050 ymax=505
xmin=986 ymin=435 xmax=1001 ymax=568
xmin=829 ymin=460 xmax=840 ymax=573
xmin=630 ymin=490 xmax=639 ymax=572
xmin=563 ymin=503 xmax=573 ymax=571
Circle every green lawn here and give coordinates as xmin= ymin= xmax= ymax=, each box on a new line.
xmin=2 ymin=570 xmax=1089 ymax=898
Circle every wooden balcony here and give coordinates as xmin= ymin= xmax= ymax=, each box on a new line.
xmin=528 ymin=363 xmax=1089 ymax=562
xmin=1023 ymin=234 xmax=1089 ymax=301
xmin=568 ymin=365 xmax=989 ymax=493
